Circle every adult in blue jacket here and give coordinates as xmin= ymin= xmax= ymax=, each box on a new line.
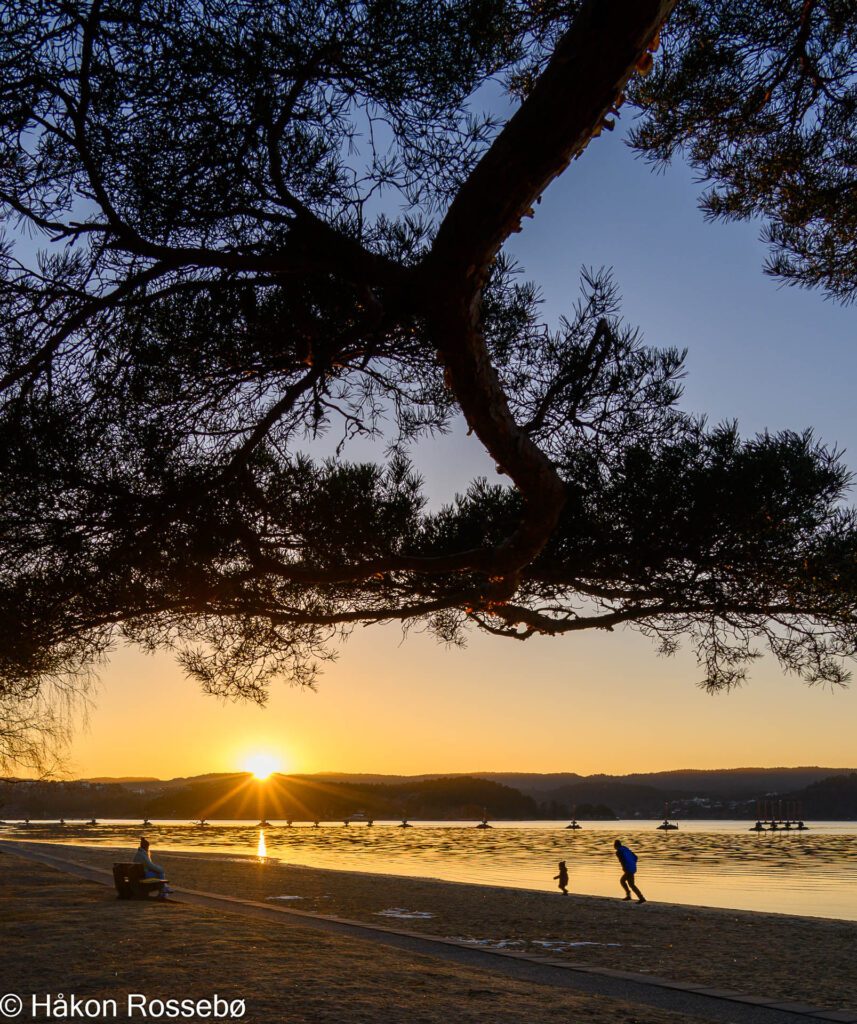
xmin=614 ymin=839 xmax=646 ymax=903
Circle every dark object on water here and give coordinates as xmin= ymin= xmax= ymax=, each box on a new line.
xmin=113 ymin=862 xmax=169 ymax=900
xmin=657 ymin=802 xmax=678 ymax=829
xmin=750 ymin=818 xmax=810 ymax=831
xmin=566 ymin=819 xmax=581 ymax=829
xmin=752 ymin=800 xmax=809 ymax=831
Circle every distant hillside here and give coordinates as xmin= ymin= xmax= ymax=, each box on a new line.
xmin=83 ymin=776 xmax=159 ymax=784
xmin=0 ymin=774 xmax=538 ymax=820
xmin=312 ymin=768 xmax=856 ymax=799
xmin=296 ymin=768 xmax=857 ymax=819
xmin=618 ymin=767 xmax=856 ymax=797
xmin=313 ymin=771 xmax=683 ymax=795
xmin=310 ymin=772 xmax=585 ymax=792
xmin=787 ymin=773 xmax=857 ymax=819
xmin=431 ymin=772 xmax=586 ymax=794
xmin=3 ymin=767 xmax=856 ymax=819
xmin=144 ymin=774 xmax=539 ymax=821
xmin=540 ymin=781 xmax=672 ymax=818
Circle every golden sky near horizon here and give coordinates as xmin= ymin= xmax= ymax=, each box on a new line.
xmin=65 ymin=617 xmax=857 ymax=780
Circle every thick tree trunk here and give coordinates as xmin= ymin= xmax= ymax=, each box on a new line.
xmin=425 ymin=0 xmax=676 ymax=588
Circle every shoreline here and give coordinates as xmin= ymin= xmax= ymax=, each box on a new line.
xmin=8 ymin=836 xmax=854 ymax=927
xmin=8 ymin=839 xmax=857 ymax=1012
xmin=2 ymin=816 xmax=855 ymax=824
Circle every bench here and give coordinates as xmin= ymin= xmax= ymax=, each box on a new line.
xmin=112 ymin=862 xmax=169 ymax=899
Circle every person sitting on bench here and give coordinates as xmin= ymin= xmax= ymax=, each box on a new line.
xmin=133 ymin=837 xmax=172 ymax=896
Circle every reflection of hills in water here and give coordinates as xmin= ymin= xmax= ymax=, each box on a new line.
xmin=6 ymin=820 xmax=857 ymax=921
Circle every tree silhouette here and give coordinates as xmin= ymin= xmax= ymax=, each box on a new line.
xmin=1 ymin=0 xmax=855 ymax=765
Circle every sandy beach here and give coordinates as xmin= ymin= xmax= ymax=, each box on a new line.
xmin=2 ymin=850 xmax=716 ymax=1024
xmin=6 ymin=840 xmax=857 ymax=1015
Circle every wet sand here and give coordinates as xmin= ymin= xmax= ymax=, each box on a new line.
xmin=9 ymin=840 xmax=857 ymax=1013
xmin=2 ymin=851 xmax=709 ymax=1024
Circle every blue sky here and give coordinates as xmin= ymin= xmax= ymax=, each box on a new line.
xmin=509 ymin=124 xmax=856 ymax=458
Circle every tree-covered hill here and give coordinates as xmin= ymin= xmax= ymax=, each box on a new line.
xmin=0 ymin=774 xmax=538 ymax=821
xmin=4 ymin=767 xmax=857 ymax=819
xmin=787 ymin=773 xmax=857 ymax=819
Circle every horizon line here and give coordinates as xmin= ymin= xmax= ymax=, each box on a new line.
xmin=11 ymin=763 xmax=857 ymax=784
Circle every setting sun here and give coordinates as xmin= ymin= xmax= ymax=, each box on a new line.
xmin=242 ymin=752 xmax=281 ymax=781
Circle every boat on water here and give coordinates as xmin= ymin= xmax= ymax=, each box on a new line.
xmin=475 ymin=807 xmax=492 ymax=829
xmin=566 ymin=819 xmax=582 ymax=830
xmin=657 ymin=802 xmax=679 ymax=830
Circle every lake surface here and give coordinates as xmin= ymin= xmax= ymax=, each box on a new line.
xmin=4 ymin=818 xmax=856 ymax=921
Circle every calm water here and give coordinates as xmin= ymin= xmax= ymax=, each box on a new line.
xmin=4 ymin=819 xmax=856 ymax=922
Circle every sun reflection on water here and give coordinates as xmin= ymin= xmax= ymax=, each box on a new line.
xmin=256 ymin=829 xmax=267 ymax=861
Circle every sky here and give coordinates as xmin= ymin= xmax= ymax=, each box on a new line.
xmin=29 ymin=93 xmax=857 ymax=781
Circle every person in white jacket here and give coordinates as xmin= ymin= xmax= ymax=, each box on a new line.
xmin=133 ymin=837 xmax=172 ymax=896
